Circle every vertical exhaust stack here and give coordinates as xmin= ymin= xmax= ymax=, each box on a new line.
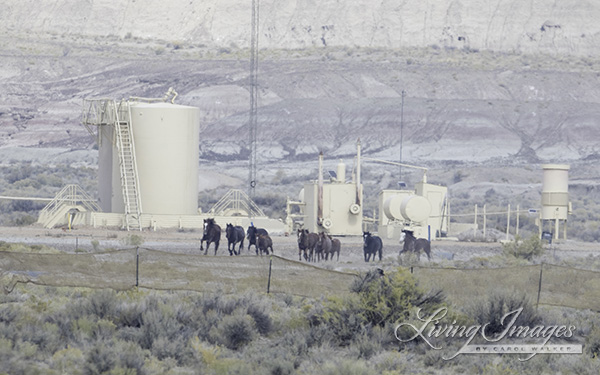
xmin=318 ymin=151 xmax=324 ymax=225
xmin=356 ymin=139 xmax=362 ymax=207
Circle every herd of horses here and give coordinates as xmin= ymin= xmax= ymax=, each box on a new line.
xmin=200 ymin=218 xmax=273 ymax=256
xmin=200 ymin=218 xmax=431 ymax=262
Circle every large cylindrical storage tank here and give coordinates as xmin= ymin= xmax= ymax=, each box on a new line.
xmin=98 ymin=102 xmax=200 ymax=215
xmin=541 ymin=164 xmax=569 ymax=220
xmin=131 ymin=103 xmax=200 ymax=215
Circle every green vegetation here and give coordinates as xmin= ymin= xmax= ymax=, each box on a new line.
xmin=0 ymin=261 xmax=597 ymax=374
xmin=502 ymin=235 xmax=545 ymax=260
xmin=120 ymin=234 xmax=144 ymax=247
xmin=0 ymin=161 xmax=97 ymax=227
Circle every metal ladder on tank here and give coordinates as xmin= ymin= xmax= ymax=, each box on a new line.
xmin=114 ymin=101 xmax=143 ymax=231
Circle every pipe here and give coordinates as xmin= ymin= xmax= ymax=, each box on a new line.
xmin=318 ymin=151 xmax=323 ymax=224
xmin=356 ymin=139 xmax=361 ymax=206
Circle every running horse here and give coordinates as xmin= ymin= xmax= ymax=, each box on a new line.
xmin=399 ymin=229 xmax=431 ymax=260
xmin=247 ymin=225 xmax=269 ymax=254
xmin=200 ymin=218 xmax=221 ymax=255
xmin=225 ymin=223 xmax=245 ymax=256
xmin=363 ymin=231 xmax=383 ymax=262
xmin=297 ymin=229 xmax=319 ymax=261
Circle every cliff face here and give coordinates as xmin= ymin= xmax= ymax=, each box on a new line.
xmin=3 ymin=0 xmax=600 ymax=56
xmin=1 ymin=1 xmax=600 ymax=167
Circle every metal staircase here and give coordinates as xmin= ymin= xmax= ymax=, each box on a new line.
xmin=38 ymin=185 xmax=101 ymax=228
xmin=208 ymin=189 xmax=266 ymax=217
xmin=83 ymin=92 xmax=179 ymax=231
xmin=115 ymin=102 xmax=142 ymax=231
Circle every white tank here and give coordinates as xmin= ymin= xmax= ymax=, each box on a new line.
xmin=383 ymin=193 xmax=431 ymax=223
xmin=400 ymin=195 xmax=432 ymax=223
xmin=541 ymin=164 xmax=569 ymax=220
xmin=336 ymin=160 xmax=346 ymax=183
xmin=99 ymin=102 xmax=200 ymax=215
xmin=383 ymin=195 xmax=404 ymax=221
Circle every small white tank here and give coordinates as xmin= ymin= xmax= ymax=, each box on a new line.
xmin=541 ymin=164 xmax=569 ymax=220
xmin=336 ymin=160 xmax=346 ymax=183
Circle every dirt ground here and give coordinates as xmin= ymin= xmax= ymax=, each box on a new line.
xmin=1 ymin=225 xmax=598 ymax=274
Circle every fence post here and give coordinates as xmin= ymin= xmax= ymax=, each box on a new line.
xmin=75 ymin=237 xmax=79 ymax=252
xmin=135 ymin=246 xmax=139 ymax=288
xmin=536 ymin=262 xmax=543 ymax=310
xmin=267 ymin=256 xmax=273 ymax=294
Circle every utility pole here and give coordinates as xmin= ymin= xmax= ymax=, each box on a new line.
xmin=399 ymin=90 xmax=406 ymax=182
xmin=248 ymin=0 xmax=259 ymax=200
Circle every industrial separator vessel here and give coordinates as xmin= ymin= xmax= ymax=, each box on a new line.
xmin=286 ymin=140 xmax=451 ymax=240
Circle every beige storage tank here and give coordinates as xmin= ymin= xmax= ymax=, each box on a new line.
xmin=400 ymin=195 xmax=432 ymax=223
xmin=541 ymin=164 xmax=569 ymax=221
xmin=99 ymin=102 xmax=200 ymax=215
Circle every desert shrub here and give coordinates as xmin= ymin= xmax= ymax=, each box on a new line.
xmin=313 ymin=269 xmax=444 ymax=346
xmin=586 ymin=325 xmax=600 ymax=358
xmin=468 ymin=292 xmax=542 ymax=336
xmin=268 ymin=358 xmax=295 ymax=375
xmin=120 ymin=234 xmax=144 ymax=247
xmin=0 ymin=304 xmax=18 ymax=325
xmin=247 ymin=304 xmax=273 ymax=336
xmin=91 ymin=239 xmax=100 ymax=251
xmin=216 ymin=312 xmax=257 ymax=350
xmin=84 ymin=342 xmax=117 ymax=375
xmin=349 ymin=331 xmax=382 ymax=359
xmin=86 ymin=289 xmax=118 ymax=320
xmin=13 ymin=214 xmax=37 ymax=227
xmin=319 ymin=359 xmax=372 ymax=375
xmin=503 ymin=234 xmax=544 ymax=260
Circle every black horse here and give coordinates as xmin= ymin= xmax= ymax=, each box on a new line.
xmin=327 ymin=236 xmax=341 ymax=261
xmin=314 ymin=232 xmax=332 ymax=262
xmin=226 ymin=223 xmax=245 ymax=256
xmin=247 ymin=225 xmax=269 ymax=254
xmin=399 ymin=229 xmax=431 ymax=260
xmin=363 ymin=231 xmax=383 ymax=262
xmin=257 ymin=234 xmax=273 ymax=255
xmin=201 ymin=218 xmax=221 ymax=255
xmin=297 ymin=229 xmax=319 ymax=261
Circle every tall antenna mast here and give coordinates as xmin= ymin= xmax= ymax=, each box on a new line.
xmin=399 ymin=90 xmax=405 ymax=181
xmin=248 ymin=0 xmax=259 ymax=200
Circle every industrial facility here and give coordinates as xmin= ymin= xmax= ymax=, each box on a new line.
xmin=37 ymin=89 xmax=284 ymax=234
xmin=286 ymin=140 xmax=451 ymax=240
xmin=33 ymin=89 xmax=571 ymax=243
xmin=285 ymin=140 xmax=571 ymax=243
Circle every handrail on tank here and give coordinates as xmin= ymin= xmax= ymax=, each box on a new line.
xmin=127 ymin=87 xmax=178 ymax=104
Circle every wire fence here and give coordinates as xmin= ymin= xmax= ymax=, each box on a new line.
xmin=412 ymin=263 xmax=600 ymax=311
xmin=1 ymin=248 xmax=600 ymax=310
xmin=0 ymin=248 xmax=358 ymax=298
